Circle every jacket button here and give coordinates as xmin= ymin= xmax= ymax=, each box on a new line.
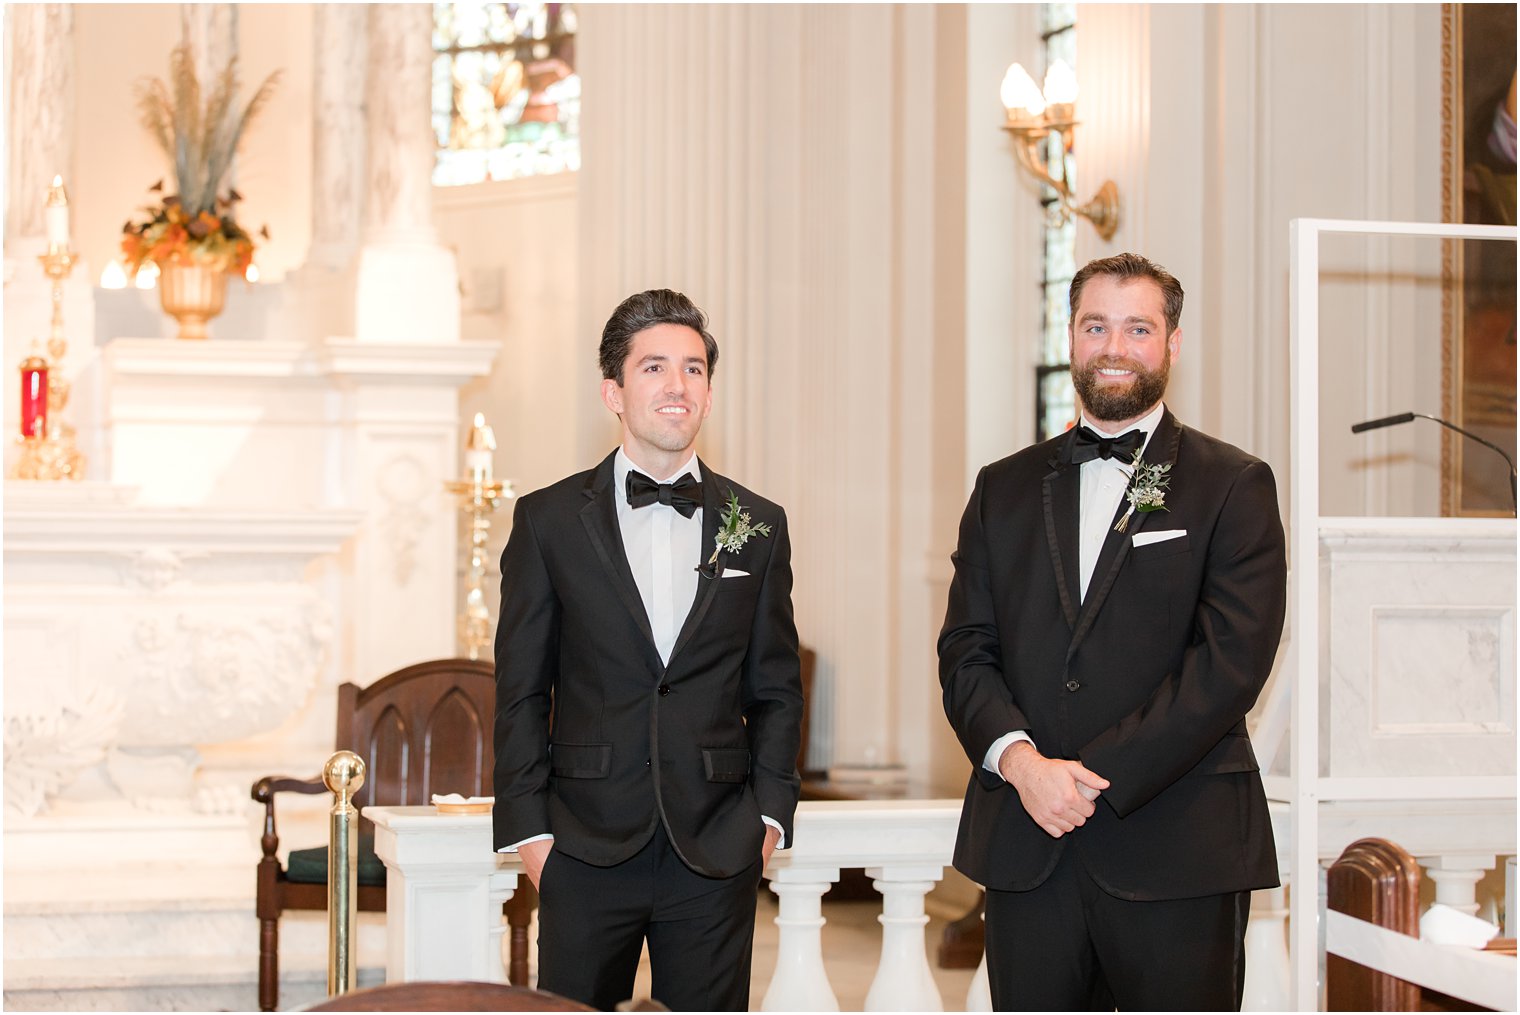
xmin=1065 ymin=679 xmax=1081 ymax=692
xmin=658 ymin=683 xmax=671 ymax=696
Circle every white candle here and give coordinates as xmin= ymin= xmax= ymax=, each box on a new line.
xmin=466 ymin=412 xmax=496 ymax=483
xmin=45 ymin=175 xmax=69 ymax=247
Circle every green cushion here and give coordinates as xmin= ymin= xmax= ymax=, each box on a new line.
xmin=286 ymin=832 xmax=386 ymax=887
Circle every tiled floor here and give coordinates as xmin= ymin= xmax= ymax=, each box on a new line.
xmin=617 ymin=892 xmax=979 ymax=1011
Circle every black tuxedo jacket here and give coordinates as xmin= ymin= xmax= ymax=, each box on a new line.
xmin=939 ymin=409 xmax=1285 ymax=900
xmin=492 ymin=451 xmax=803 ymax=878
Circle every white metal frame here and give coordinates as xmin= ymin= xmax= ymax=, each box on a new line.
xmin=1288 ymin=217 xmax=1518 ymax=1008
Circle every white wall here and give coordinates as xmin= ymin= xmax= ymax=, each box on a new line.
xmin=434 ymin=173 xmax=581 ymax=624
xmin=1079 ymin=3 xmax=1447 ymax=517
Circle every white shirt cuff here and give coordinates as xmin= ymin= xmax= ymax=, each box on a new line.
xmin=761 ymin=815 xmax=786 ymax=849
xmin=498 ymin=833 xmax=554 ymax=854
xmin=983 ymin=731 xmax=1036 ymax=779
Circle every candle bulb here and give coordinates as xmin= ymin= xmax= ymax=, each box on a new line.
xmin=45 ymin=175 xmax=70 ymax=249
xmin=465 ymin=411 xmax=496 ymax=484
xmin=20 ymin=356 xmax=48 ymax=438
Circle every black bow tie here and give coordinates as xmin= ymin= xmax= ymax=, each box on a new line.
xmin=1068 ymin=425 xmax=1145 ymax=465
xmin=625 ymin=470 xmax=703 ymax=518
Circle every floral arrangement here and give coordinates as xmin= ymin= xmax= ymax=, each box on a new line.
xmin=707 ymin=490 xmax=772 ymax=565
xmin=120 ymin=41 xmax=279 ymax=278
xmin=1114 ymin=450 xmax=1171 ymax=533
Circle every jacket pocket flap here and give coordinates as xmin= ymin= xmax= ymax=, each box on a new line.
xmin=549 ymin=742 xmax=612 ymax=779
xmin=702 ymin=747 xmax=751 ymax=783
xmin=1192 ymin=731 xmax=1260 ymax=775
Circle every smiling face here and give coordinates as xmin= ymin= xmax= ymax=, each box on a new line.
xmin=600 ymin=322 xmax=714 ymax=477
xmin=1068 ymin=274 xmax=1181 ymax=432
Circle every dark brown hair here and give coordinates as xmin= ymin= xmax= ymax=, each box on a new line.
xmin=598 ymin=289 xmax=719 ymax=384
xmin=1068 ymin=253 xmax=1185 ymax=335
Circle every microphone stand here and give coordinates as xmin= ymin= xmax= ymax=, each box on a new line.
xmin=1350 ymin=411 xmax=1517 ymax=515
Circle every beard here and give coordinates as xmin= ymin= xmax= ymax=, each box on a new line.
xmin=1071 ymin=355 xmax=1170 ymax=426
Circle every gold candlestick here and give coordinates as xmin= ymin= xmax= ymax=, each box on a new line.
xmin=445 ymin=414 xmax=514 ymax=660
xmin=11 ymin=230 xmax=86 ymax=480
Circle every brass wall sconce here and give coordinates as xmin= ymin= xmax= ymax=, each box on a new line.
xmin=1000 ymin=60 xmax=1120 ymax=242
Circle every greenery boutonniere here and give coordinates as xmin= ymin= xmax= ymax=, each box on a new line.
xmin=1115 ymin=450 xmax=1170 ymax=533
xmin=703 ymin=489 xmax=772 ymax=572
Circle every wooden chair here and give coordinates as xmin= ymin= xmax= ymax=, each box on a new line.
xmin=252 ymin=658 xmax=536 ymax=1012
xmin=303 ymin=980 xmax=592 ymax=1011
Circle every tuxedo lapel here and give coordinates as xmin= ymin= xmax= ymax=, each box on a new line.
xmin=667 ymin=459 xmax=725 ymax=668
xmin=578 ymin=453 xmax=661 ymax=666
xmin=1067 ymin=410 xmax=1183 ymax=658
xmin=1042 ymin=437 xmax=1081 ymax=630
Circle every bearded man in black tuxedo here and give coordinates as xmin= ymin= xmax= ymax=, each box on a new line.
xmin=493 ymin=289 xmax=802 ymax=1011
xmin=939 ymin=253 xmax=1286 ymax=1010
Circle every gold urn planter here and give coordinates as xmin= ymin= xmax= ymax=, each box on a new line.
xmin=158 ymin=262 xmax=230 ymax=340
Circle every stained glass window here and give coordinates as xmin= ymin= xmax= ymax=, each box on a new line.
xmin=1036 ymin=4 xmax=1078 ymax=441
xmin=431 ymin=3 xmax=580 ymax=186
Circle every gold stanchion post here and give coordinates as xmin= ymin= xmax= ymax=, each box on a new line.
xmin=323 ymin=750 xmax=365 ymax=998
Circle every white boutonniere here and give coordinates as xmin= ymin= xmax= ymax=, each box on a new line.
xmin=1115 ymin=450 xmax=1171 ymax=533
xmin=705 ymin=489 xmax=772 ymax=569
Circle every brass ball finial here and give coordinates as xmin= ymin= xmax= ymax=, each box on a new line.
xmin=323 ymin=750 xmax=366 ymax=795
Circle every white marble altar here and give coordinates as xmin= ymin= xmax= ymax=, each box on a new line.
xmin=1323 ymin=518 xmax=1515 ymax=778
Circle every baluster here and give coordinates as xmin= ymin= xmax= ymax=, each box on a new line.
xmin=1243 ymin=883 xmax=1290 ymax=1011
xmin=965 ymin=951 xmax=992 ymax=1012
xmin=863 ymin=864 xmax=944 ymax=1012
xmin=1421 ymin=855 xmax=1496 ymax=917
xmin=762 ymin=864 xmax=841 ymax=1012
xmin=485 ymin=869 xmax=517 ymax=983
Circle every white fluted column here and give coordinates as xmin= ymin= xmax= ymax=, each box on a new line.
xmin=4 ymin=3 xmax=73 ymax=249
xmin=577 ymin=4 xmax=972 ymax=780
xmin=310 ymin=4 xmax=368 ymax=273
xmin=761 ymin=866 xmax=841 ymax=1012
xmin=354 ymin=3 xmax=459 ymax=344
xmin=864 ymin=865 xmax=943 ymax=1011
xmin=1422 ymin=855 xmax=1495 ymax=917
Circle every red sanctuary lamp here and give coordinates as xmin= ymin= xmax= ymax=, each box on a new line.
xmin=19 ymin=356 xmax=48 ymax=438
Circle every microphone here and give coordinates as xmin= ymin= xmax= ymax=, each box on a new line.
xmin=1350 ymin=412 xmax=1415 ymax=434
xmin=1350 ymin=411 xmax=1517 ymax=514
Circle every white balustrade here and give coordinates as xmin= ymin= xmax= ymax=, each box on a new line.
xmin=366 ymin=798 xmax=1511 ymax=1013
xmin=761 ymin=800 xmax=961 ymax=1012
xmin=366 ymin=806 xmax=519 ymax=984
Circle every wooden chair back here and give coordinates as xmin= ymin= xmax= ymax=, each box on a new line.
xmin=339 ymin=658 xmax=496 ymax=814
xmin=1326 ymin=836 xmax=1422 ymax=1012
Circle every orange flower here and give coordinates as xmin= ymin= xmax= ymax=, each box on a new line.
xmin=196 ymin=211 xmax=221 ymax=233
xmin=148 ymin=223 xmax=189 ymax=263
xmin=233 ymin=240 xmax=254 ymax=277
xmin=120 ymin=233 xmax=142 ymax=261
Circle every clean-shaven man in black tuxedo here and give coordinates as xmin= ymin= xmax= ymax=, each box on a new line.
xmin=493 ymin=289 xmax=803 ymax=1011
xmin=939 ymin=253 xmax=1286 ymax=1010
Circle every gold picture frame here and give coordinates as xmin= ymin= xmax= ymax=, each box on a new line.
xmin=1440 ymin=4 xmax=1517 ymax=516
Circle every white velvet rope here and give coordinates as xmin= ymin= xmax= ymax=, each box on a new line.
xmin=1325 ymin=910 xmax=1516 ymax=1011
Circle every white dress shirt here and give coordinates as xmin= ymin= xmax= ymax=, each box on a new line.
xmin=504 ymin=447 xmax=783 ymax=850
xmin=982 ymin=403 xmax=1165 ymax=777
xmin=613 ymin=449 xmax=703 ymax=666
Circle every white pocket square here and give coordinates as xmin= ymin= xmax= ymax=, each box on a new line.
xmin=721 ymin=568 xmax=751 ymax=578
xmin=1132 ymin=529 xmax=1186 ymax=547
